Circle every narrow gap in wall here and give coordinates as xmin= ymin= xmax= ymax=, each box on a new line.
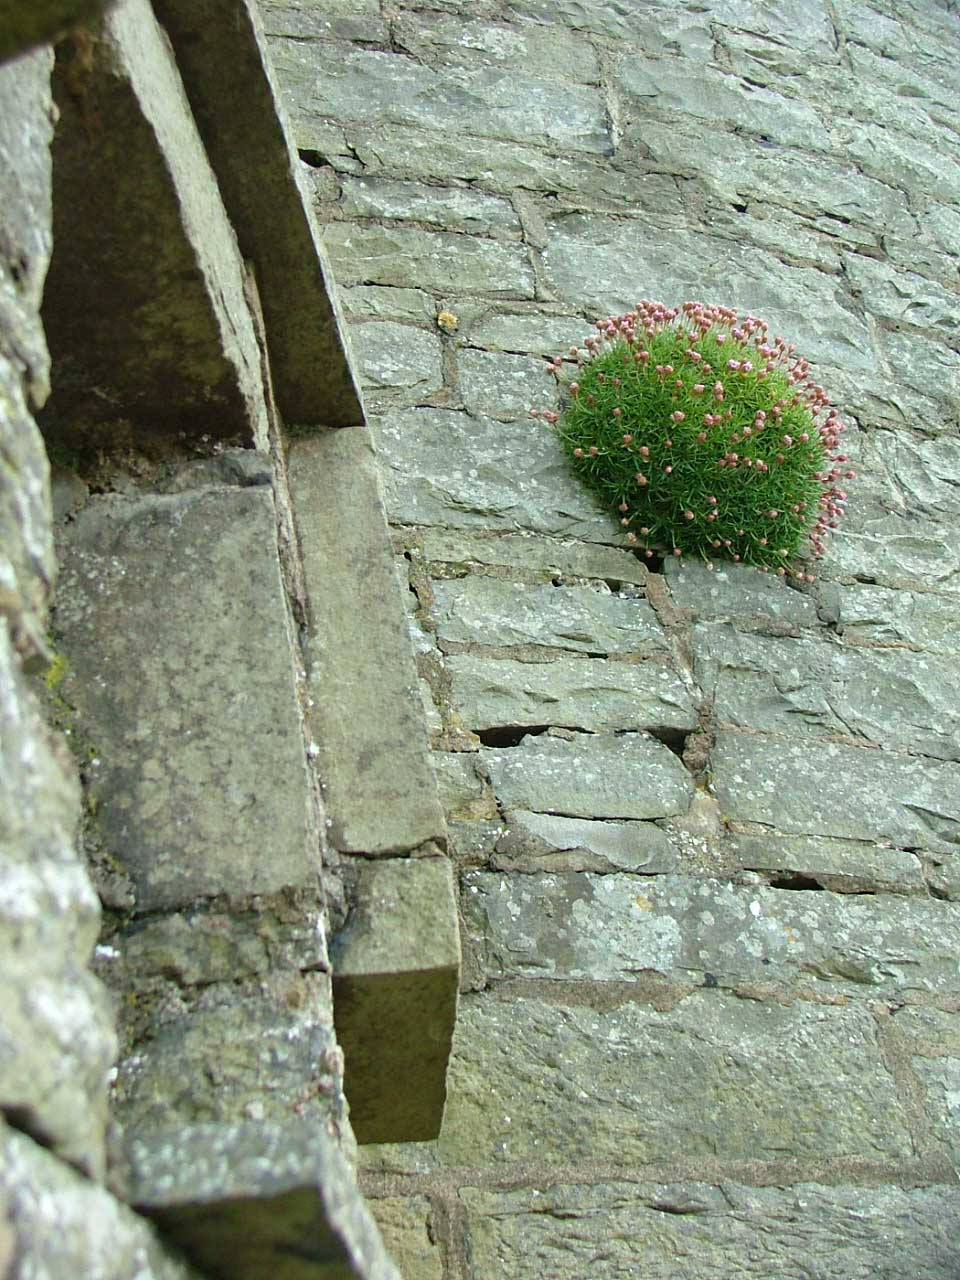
xmin=298 ymin=149 xmax=329 ymax=168
xmin=645 ymin=727 xmax=689 ymax=758
xmin=475 ymin=724 xmax=552 ymax=748
xmin=2 ymin=1105 xmax=56 ymax=1154
xmin=767 ymin=873 xmax=825 ymax=891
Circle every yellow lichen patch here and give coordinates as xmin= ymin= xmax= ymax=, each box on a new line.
xmin=437 ymin=309 xmax=459 ymax=333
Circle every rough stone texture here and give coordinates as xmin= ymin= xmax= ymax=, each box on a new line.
xmin=419 ymin=529 xmax=649 ymax=586
xmin=492 ymin=812 xmax=682 ymax=875
xmin=0 ymin=1119 xmax=201 ymax=1280
xmin=42 ymin=0 xmax=268 ymax=445
xmin=151 ymin=0 xmax=364 ymax=428
xmin=836 ymin=581 xmax=960 ymax=653
xmin=365 ymin=1197 xmax=443 ymax=1280
xmin=447 ymin=654 xmax=697 ymax=733
xmin=664 ymin=559 xmax=819 ymax=628
xmin=0 ymin=2 xmax=112 ymax=64
xmin=458 ymin=348 xmax=553 ymax=420
xmin=439 ymin=992 xmax=912 ymax=1166
xmin=288 ymin=432 xmax=446 ymax=856
xmin=52 ymin=486 xmax=315 ymax=912
xmin=332 ymin=858 xmax=460 ymax=1144
xmin=431 ymin=578 xmax=667 ymax=655
xmin=124 ymin=1121 xmax=400 ymax=1280
xmin=0 ymin=627 xmax=114 ymax=1174
xmin=482 ymin=732 xmax=694 ymax=820
xmin=461 ymin=1181 xmax=960 ymax=1280
xmin=341 ymin=175 xmax=521 ymax=238
xmin=893 ymin=1006 xmax=960 ymax=1169
xmin=724 ymin=831 xmax=926 ymax=895
xmin=462 ymin=871 xmax=960 ymax=996
xmin=352 ymin=320 xmax=443 ymax=395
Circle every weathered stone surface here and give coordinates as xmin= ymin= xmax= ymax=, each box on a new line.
xmin=260 ymin=0 xmax=388 ymax=43
xmin=53 ymin=487 xmax=314 ymax=912
xmin=288 ymin=432 xmax=446 ymax=855
xmin=439 ymin=992 xmax=912 ymax=1165
xmin=371 ymin=408 xmax=621 ymax=541
xmin=0 ymin=629 xmax=114 ymax=1174
xmin=125 ymin=1121 xmax=400 ymax=1280
xmin=695 ymin=623 xmax=960 ymax=760
xmin=458 ymin=347 xmax=554 ymax=420
xmin=725 ymin=830 xmax=925 ymax=894
xmin=894 ymin=1006 xmax=960 ymax=1169
xmin=42 ymin=0 xmax=267 ymax=444
xmin=340 ymin=284 xmax=437 ymax=323
xmin=711 ymin=731 xmax=960 ymax=853
xmin=151 ymin=0 xmax=364 ymax=428
xmin=268 ymin=40 xmax=610 ymax=154
xmin=872 ymin=328 xmax=960 ymax=436
xmin=462 ymin=870 xmax=960 ymax=995
xmin=461 ymin=1180 xmax=960 ymax=1280
xmin=332 ymin=858 xmax=460 ymax=1144
xmin=352 ymin=321 xmax=443 ymax=395
xmin=430 ymin=751 xmax=494 ymax=820
xmin=419 ymin=529 xmax=649 ymax=585
xmin=482 ymin=731 xmax=694 ymax=819
xmin=492 ymin=811 xmax=682 ymax=874
xmin=341 ymin=174 xmax=521 ymax=237
xmin=825 ymin=510 xmax=960 ymax=595
xmin=365 ymin=1197 xmax=443 ymax=1280
xmin=0 ymin=1120 xmax=201 ymax=1280
xmin=837 ymin=581 xmax=960 ymax=654
xmin=322 ymin=222 xmax=535 ymax=297
xmin=665 ymin=559 xmax=818 ymax=627
xmin=431 ymin=578 xmax=667 ymax=654
xmin=842 ymin=254 xmax=958 ymax=337
xmin=0 ymin=1 xmax=113 ymax=63
xmin=466 ymin=310 xmax=591 ymax=356
xmin=447 ymin=654 xmax=696 ymax=733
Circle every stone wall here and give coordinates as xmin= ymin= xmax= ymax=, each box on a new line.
xmin=261 ymin=0 xmax=960 ymax=1275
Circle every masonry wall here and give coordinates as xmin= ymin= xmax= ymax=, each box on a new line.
xmin=261 ymin=1 xmax=960 ymax=1275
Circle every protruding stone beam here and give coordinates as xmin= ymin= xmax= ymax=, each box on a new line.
xmin=40 ymin=0 xmax=268 ymax=447
xmin=0 ymin=1 xmax=111 ymax=65
xmin=151 ymin=0 xmax=364 ymax=429
xmin=123 ymin=1121 xmax=400 ymax=1280
xmin=332 ymin=858 xmax=460 ymax=1144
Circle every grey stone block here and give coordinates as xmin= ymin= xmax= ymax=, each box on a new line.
xmin=462 ymin=1181 xmax=960 ymax=1280
xmin=287 ymin=432 xmax=446 ymax=855
xmin=466 ymin=310 xmax=590 ymax=357
xmin=366 ymin=1197 xmax=443 ymax=1280
xmin=447 ymin=653 xmax=697 ymax=733
xmin=493 ymin=811 xmax=681 ymax=874
xmin=124 ymin=1121 xmax=400 ymax=1280
xmin=0 ymin=629 xmax=115 ymax=1174
xmin=725 ymin=830 xmax=925 ymax=894
xmin=711 ymin=730 xmax=960 ymax=853
xmin=151 ymin=0 xmax=363 ymax=428
xmin=439 ymin=992 xmax=912 ymax=1165
xmin=459 ymin=347 xmax=554 ymax=420
xmin=352 ymin=321 xmax=443 ymax=395
xmin=0 ymin=1120 xmax=201 ymax=1280
xmin=835 ymin=581 xmax=960 ymax=653
xmin=53 ymin=487 xmax=315 ymax=912
xmin=664 ymin=559 xmax=818 ymax=627
xmin=894 ymin=1006 xmax=960 ymax=1170
xmin=462 ymin=870 xmax=960 ymax=996
xmin=341 ymin=175 xmax=521 ymax=237
xmin=260 ymin=0 xmax=387 ymax=44
xmin=420 ymin=529 xmax=650 ymax=585
xmin=482 ymin=731 xmax=694 ymax=820
xmin=42 ymin=0 xmax=267 ymax=445
xmin=332 ymin=858 xmax=460 ymax=1144
xmin=431 ymin=578 xmax=667 ymax=655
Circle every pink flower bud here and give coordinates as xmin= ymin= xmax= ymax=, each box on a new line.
xmin=692 ymin=383 xmax=706 ymax=394
xmin=589 ymin=446 xmax=598 ymax=456
xmin=573 ymin=448 xmax=584 ymax=457
xmin=622 ymin=433 xmax=633 ymax=445
xmin=671 ymin=411 xmax=685 ymax=422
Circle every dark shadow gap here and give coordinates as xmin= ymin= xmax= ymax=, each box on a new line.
xmin=475 ymin=725 xmax=552 ymax=748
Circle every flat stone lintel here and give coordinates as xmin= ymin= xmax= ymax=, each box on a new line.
xmin=333 ymin=858 xmax=460 ymax=1144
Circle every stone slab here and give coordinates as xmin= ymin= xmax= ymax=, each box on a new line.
xmin=352 ymin=320 xmax=443 ymax=395
xmin=461 ymin=1181 xmax=960 ymax=1280
xmin=664 ymin=559 xmax=818 ymax=628
xmin=332 ymin=858 xmax=460 ymax=1144
xmin=439 ymin=991 xmax=912 ymax=1165
xmin=260 ymin=0 xmax=387 ymax=44
xmin=152 ymin=0 xmax=363 ymax=428
xmin=371 ymin=408 xmax=620 ymax=541
xmin=446 ymin=654 xmax=697 ymax=733
xmin=482 ymin=731 xmax=694 ymax=820
xmin=461 ymin=870 xmax=960 ymax=996
xmin=42 ymin=0 xmax=267 ymax=444
xmin=465 ymin=310 xmax=590 ymax=357
xmin=0 ymin=1120 xmax=201 ymax=1280
xmin=419 ymin=529 xmax=649 ymax=586
xmin=836 ymin=581 xmax=960 ymax=654
xmin=340 ymin=174 xmax=521 ymax=237
xmin=725 ymin=831 xmax=925 ymax=895
xmin=340 ymin=285 xmax=437 ymax=323
xmin=893 ymin=1006 xmax=960 ymax=1170
xmin=458 ymin=347 xmax=554 ymax=420
xmin=431 ymin=578 xmax=667 ymax=655
xmin=695 ymin=623 xmax=960 ymax=761
xmin=365 ymin=1197 xmax=443 ymax=1280
xmin=53 ymin=487 xmax=315 ymax=912
xmin=710 ymin=731 xmax=960 ymax=854
xmin=429 ymin=751 xmax=494 ymax=820
xmin=492 ymin=811 xmax=682 ymax=875
xmin=124 ymin=1121 xmax=400 ymax=1280
xmin=288 ymin=432 xmax=446 ymax=855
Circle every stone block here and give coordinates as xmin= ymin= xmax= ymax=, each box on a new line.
xmin=431 ymin=578 xmax=667 ymax=655
xmin=366 ymin=1197 xmax=444 ymax=1280
xmin=0 ymin=1120 xmax=201 ymax=1280
xmin=332 ymin=858 xmax=460 ymax=1144
xmin=439 ymin=992 xmax=912 ymax=1165
xmin=0 ymin=2 xmax=110 ymax=63
xmin=446 ymin=653 xmax=697 ymax=733
xmin=836 ymin=581 xmax=960 ymax=654
xmin=260 ymin=0 xmax=388 ymax=44
xmin=53 ymin=486 xmax=315 ymax=912
xmin=352 ymin=321 xmax=443 ymax=395
xmin=42 ymin=0 xmax=267 ymax=445
xmin=124 ymin=1121 xmax=400 ymax=1280
xmin=482 ymin=731 xmax=694 ymax=820
xmin=466 ymin=310 xmax=590 ymax=357
xmin=461 ymin=1181 xmax=960 ymax=1280
xmin=341 ymin=175 xmax=521 ymax=237
xmin=664 ymin=558 xmax=818 ymax=627
xmin=151 ymin=0 xmax=363 ymax=428
xmin=462 ymin=870 xmax=960 ymax=996
xmin=340 ymin=285 xmax=437 ymax=324
xmin=710 ymin=730 xmax=960 ymax=853
xmin=458 ymin=348 xmax=554 ymax=420
xmin=894 ymin=1006 xmax=960 ymax=1169
xmin=287 ymin=432 xmax=446 ymax=856
xmin=0 ymin=629 xmax=114 ymax=1174
xmin=492 ymin=811 xmax=681 ymax=874
xmin=370 ymin=407 xmax=619 ymax=540
xmin=725 ymin=830 xmax=925 ymax=895
xmin=419 ymin=529 xmax=650 ymax=586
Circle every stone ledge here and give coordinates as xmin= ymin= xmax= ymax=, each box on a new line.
xmin=332 ymin=857 xmax=460 ymax=1144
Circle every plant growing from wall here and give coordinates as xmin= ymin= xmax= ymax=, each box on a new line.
xmin=532 ymin=300 xmax=855 ymax=579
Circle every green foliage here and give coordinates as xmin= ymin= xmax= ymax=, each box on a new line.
xmin=533 ymin=301 xmax=855 ymax=579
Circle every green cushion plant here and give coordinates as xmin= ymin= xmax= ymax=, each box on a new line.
xmin=532 ymin=299 xmax=855 ymax=580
